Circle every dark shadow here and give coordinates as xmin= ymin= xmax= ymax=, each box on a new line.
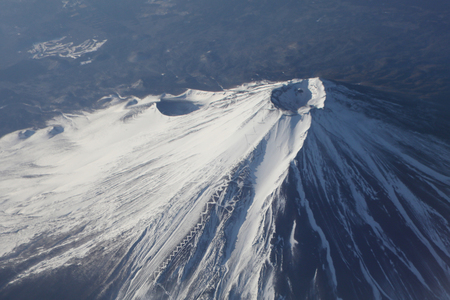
xmin=18 ymin=130 xmax=35 ymax=139
xmin=156 ymin=100 xmax=201 ymax=116
xmin=125 ymin=99 xmax=138 ymax=107
xmin=48 ymin=125 xmax=64 ymax=138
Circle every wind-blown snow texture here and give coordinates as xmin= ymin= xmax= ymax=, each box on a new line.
xmin=0 ymin=78 xmax=449 ymax=300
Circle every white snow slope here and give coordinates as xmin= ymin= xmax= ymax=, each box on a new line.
xmin=0 ymin=78 xmax=325 ymax=299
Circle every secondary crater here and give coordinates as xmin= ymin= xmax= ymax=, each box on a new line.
xmin=156 ymin=98 xmax=202 ymax=116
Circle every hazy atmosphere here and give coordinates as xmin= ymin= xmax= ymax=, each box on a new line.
xmin=1 ymin=1 xmax=449 ymax=299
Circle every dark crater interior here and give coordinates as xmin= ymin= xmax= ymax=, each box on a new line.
xmin=271 ymin=82 xmax=312 ymax=113
xmin=156 ymin=100 xmax=201 ymax=116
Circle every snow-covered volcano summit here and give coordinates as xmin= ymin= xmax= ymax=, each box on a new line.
xmin=0 ymin=78 xmax=449 ymax=300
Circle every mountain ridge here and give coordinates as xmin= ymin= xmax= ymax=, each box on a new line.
xmin=0 ymin=78 xmax=449 ymax=299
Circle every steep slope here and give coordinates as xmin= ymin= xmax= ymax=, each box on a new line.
xmin=273 ymin=82 xmax=450 ymax=300
xmin=0 ymin=78 xmax=449 ymax=300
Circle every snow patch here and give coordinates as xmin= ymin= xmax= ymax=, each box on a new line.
xmin=28 ymin=36 xmax=106 ymax=59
